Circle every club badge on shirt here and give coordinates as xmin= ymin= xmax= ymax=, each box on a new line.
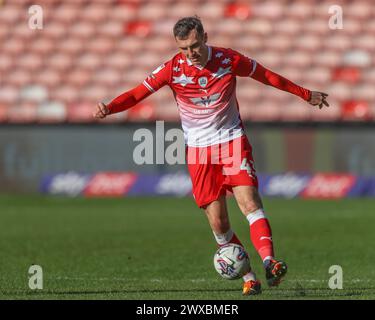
xmin=198 ymin=77 xmax=208 ymax=88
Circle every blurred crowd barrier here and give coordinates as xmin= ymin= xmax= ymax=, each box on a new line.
xmin=0 ymin=124 xmax=374 ymax=192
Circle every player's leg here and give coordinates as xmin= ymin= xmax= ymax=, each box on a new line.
xmin=232 ymin=185 xmax=287 ymax=287
xmin=203 ymin=195 xmax=261 ymax=295
xmin=203 ymin=195 xmax=239 ymax=244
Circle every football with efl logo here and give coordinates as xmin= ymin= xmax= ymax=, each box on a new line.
xmin=213 ymin=244 xmax=251 ymax=280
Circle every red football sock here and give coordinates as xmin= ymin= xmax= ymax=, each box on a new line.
xmin=213 ymin=229 xmax=244 ymax=247
xmin=246 ymin=209 xmax=275 ymax=261
xmin=228 ymin=232 xmax=243 ymax=247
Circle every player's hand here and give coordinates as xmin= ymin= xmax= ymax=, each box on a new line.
xmin=93 ymin=102 xmax=110 ymax=119
xmin=308 ymin=91 xmax=329 ymax=109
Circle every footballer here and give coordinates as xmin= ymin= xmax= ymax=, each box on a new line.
xmin=94 ymin=16 xmax=329 ymax=295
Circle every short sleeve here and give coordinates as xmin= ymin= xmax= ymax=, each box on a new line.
xmin=142 ymin=61 xmax=172 ymax=93
xmin=230 ymin=49 xmax=257 ymax=78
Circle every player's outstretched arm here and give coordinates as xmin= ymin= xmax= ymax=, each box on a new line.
xmin=250 ymin=63 xmax=329 ymax=109
xmin=93 ymin=83 xmax=152 ymax=119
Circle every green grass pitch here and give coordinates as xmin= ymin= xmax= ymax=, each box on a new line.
xmin=0 ymin=195 xmax=374 ymax=300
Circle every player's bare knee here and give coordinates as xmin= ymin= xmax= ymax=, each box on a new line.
xmin=239 ymin=201 xmax=260 ymax=215
xmin=238 ymin=192 xmax=263 ymax=214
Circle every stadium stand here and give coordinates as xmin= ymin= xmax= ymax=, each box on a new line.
xmin=0 ymin=0 xmax=374 ymax=123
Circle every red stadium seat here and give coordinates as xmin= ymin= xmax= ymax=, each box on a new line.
xmin=111 ymin=3 xmax=139 ymax=22
xmin=46 ymin=53 xmax=73 ymax=72
xmin=294 ymin=35 xmax=322 ymax=52
xmin=100 ymin=110 xmax=128 ymax=123
xmin=328 ymin=83 xmax=353 ymax=101
xmin=87 ymin=38 xmax=115 ymax=56
xmin=168 ymin=3 xmax=196 ymax=19
xmin=253 ymin=1 xmax=284 ymax=18
xmin=70 ymin=22 xmax=96 ymax=39
xmin=52 ymin=4 xmax=80 ymax=24
xmin=59 ymin=38 xmax=84 ymax=55
xmin=283 ymin=52 xmax=312 ymax=68
xmin=7 ymin=70 xmax=31 ymax=87
xmin=276 ymin=19 xmax=301 ymax=35
xmin=224 ymin=3 xmax=252 ymax=20
xmin=352 ymin=85 xmax=375 ymax=101
xmin=2 ymin=38 xmax=25 ymax=56
xmin=98 ymin=21 xmax=124 ymax=38
xmin=0 ymin=86 xmax=19 ymax=104
xmin=363 ymin=69 xmax=375 ymax=84
xmin=154 ymin=102 xmax=179 ymax=122
xmin=280 ymin=102 xmax=311 ymax=122
xmin=354 ymin=34 xmax=375 ymax=52
xmin=66 ymin=70 xmax=91 ymax=88
xmin=0 ymin=4 xmax=21 ymax=24
xmin=198 ymin=2 xmax=225 ymax=20
xmin=7 ymin=102 xmax=38 ymax=123
xmin=347 ymin=2 xmax=372 ymax=19
xmin=324 ymin=35 xmax=352 ymax=52
xmin=304 ymin=67 xmax=331 ymax=85
xmin=124 ymin=21 xmax=152 ymax=37
xmin=16 ymin=53 xmax=43 ymax=72
xmin=127 ymin=102 xmax=156 ymax=121
xmin=341 ymin=101 xmax=372 ymax=121
xmin=77 ymin=53 xmax=102 ymax=70
xmin=42 ymin=22 xmax=66 ymax=39
xmin=80 ymin=85 xmax=111 ymax=102
xmin=310 ymin=100 xmax=341 ymax=122
xmin=50 ymin=86 xmax=79 ymax=104
xmin=0 ymin=104 xmax=8 ymax=123
xmin=332 ymin=67 xmax=361 ymax=84
xmin=36 ymin=70 xmax=62 ymax=89
xmin=139 ymin=3 xmax=167 ymax=20
xmin=314 ymin=51 xmax=341 ymax=68
xmin=0 ymin=55 xmax=14 ymax=74
xmin=81 ymin=4 xmax=109 ymax=23
xmin=303 ymin=19 xmax=330 ymax=36
xmin=286 ymin=2 xmax=312 ymax=19
xmin=29 ymin=38 xmax=55 ymax=55
xmin=263 ymin=35 xmax=292 ymax=52
xmin=67 ymin=102 xmax=96 ymax=123
xmin=94 ymin=68 xmax=122 ymax=87
xmin=104 ymin=52 xmax=132 ymax=70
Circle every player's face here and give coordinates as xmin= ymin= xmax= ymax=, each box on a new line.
xmin=175 ymin=29 xmax=208 ymax=66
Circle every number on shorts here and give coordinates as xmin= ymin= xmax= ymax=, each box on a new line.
xmin=240 ymin=158 xmax=255 ymax=177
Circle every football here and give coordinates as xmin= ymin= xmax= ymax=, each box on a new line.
xmin=213 ymin=244 xmax=251 ymax=280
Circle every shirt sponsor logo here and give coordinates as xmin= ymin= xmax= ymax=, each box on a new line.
xmin=190 ymin=93 xmax=221 ymax=107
